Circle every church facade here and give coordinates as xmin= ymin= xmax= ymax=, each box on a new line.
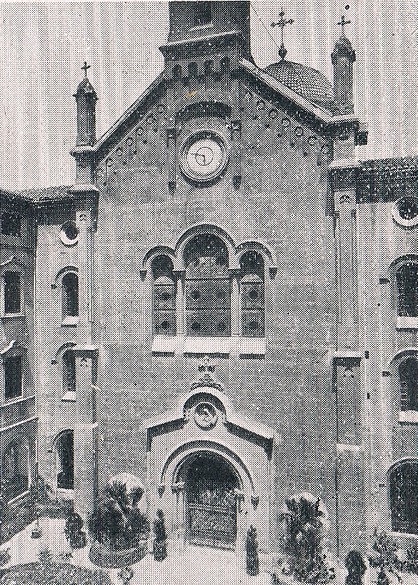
xmin=0 ymin=0 xmax=417 ymax=564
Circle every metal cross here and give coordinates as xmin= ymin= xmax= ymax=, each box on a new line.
xmin=81 ymin=61 xmax=91 ymax=77
xmin=271 ymin=8 xmax=294 ymax=61
xmin=337 ymin=14 xmax=351 ymax=36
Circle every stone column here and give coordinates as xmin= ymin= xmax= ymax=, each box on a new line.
xmin=171 ymin=482 xmax=185 ymax=550
xmin=230 ymin=269 xmax=240 ymax=337
xmin=73 ymin=346 xmax=98 ymax=524
xmin=174 ymin=270 xmax=185 ymax=338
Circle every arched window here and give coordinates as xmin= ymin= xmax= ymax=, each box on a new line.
xmin=240 ymin=251 xmax=265 ymax=337
xmin=396 ymin=262 xmax=418 ymax=317
xmin=2 ymin=441 xmax=29 ymax=501
xmin=4 ymin=355 xmax=22 ymax=400
xmin=184 ymin=234 xmax=230 ymax=336
xmin=62 ymin=350 xmax=76 ymax=394
xmin=62 ymin=272 xmax=79 ymax=318
xmin=56 ymin=430 xmax=74 ymax=490
xmin=399 ymin=357 xmax=418 ymax=411
xmin=153 ymin=256 xmax=176 ymax=336
xmin=390 ymin=461 xmax=418 ymax=534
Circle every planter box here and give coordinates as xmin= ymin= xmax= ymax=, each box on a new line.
xmin=89 ymin=540 xmax=147 ymax=568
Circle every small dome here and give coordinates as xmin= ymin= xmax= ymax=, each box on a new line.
xmin=264 ymin=60 xmax=334 ymax=106
xmin=74 ymin=76 xmax=97 ymax=97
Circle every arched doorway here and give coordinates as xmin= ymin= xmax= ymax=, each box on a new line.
xmin=182 ymin=452 xmax=239 ymax=549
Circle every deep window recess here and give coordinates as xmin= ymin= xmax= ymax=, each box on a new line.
xmin=185 ymin=234 xmax=230 ymax=337
xmin=399 ymin=358 xmax=418 ymax=411
xmin=396 ymin=263 xmax=418 ymax=317
xmin=194 ymin=1 xmax=212 ymax=26
xmin=390 ymin=461 xmax=418 ymax=534
xmin=1 ymin=212 xmax=21 ymax=237
xmin=62 ymin=273 xmax=79 ymax=318
xmin=56 ymin=431 xmax=74 ymax=490
xmin=240 ymin=251 xmax=265 ymax=337
xmin=62 ymin=350 xmax=76 ymax=393
xmin=4 ymin=271 xmax=21 ymax=314
xmin=153 ymin=256 xmax=176 ymax=336
xmin=4 ymin=356 xmax=22 ymax=400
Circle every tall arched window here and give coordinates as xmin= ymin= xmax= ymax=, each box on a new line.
xmin=153 ymin=256 xmax=176 ymax=336
xmin=184 ymin=235 xmax=230 ymax=336
xmin=62 ymin=272 xmax=79 ymax=318
xmin=56 ymin=430 xmax=74 ymax=490
xmin=240 ymin=251 xmax=265 ymax=337
xmin=390 ymin=461 xmax=418 ymax=534
xmin=396 ymin=262 xmax=418 ymax=317
xmin=62 ymin=350 xmax=76 ymax=394
xmin=399 ymin=357 xmax=418 ymax=411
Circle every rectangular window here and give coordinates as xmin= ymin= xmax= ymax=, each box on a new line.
xmin=4 ymin=356 xmax=22 ymax=400
xmin=4 ymin=271 xmax=21 ymax=314
xmin=1 ymin=212 xmax=21 ymax=237
xmin=194 ymin=1 xmax=212 ymax=26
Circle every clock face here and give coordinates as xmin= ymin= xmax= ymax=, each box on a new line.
xmin=181 ymin=134 xmax=227 ymax=182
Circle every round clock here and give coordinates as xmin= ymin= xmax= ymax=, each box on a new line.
xmin=180 ymin=133 xmax=228 ymax=182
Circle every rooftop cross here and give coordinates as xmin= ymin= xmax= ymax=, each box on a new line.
xmin=81 ymin=61 xmax=91 ymax=77
xmin=271 ymin=8 xmax=294 ymax=61
xmin=337 ymin=14 xmax=351 ymax=37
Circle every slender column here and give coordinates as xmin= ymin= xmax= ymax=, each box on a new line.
xmin=171 ymin=482 xmax=185 ymax=547
xmin=230 ymin=269 xmax=240 ymax=336
xmin=174 ymin=270 xmax=185 ymax=337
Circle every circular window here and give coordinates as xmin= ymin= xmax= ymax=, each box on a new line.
xmin=249 ymin=289 xmax=259 ymax=300
xmin=60 ymin=221 xmax=79 ymax=246
xmin=393 ymin=197 xmax=418 ymax=228
xmin=249 ymin=321 xmax=259 ymax=331
xmin=191 ymin=290 xmax=201 ymax=300
xmin=160 ymin=321 xmax=170 ymax=331
xmin=160 ymin=292 xmax=171 ymax=302
xmin=191 ymin=322 xmax=201 ymax=332
xmin=216 ymin=290 xmax=226 ymax=300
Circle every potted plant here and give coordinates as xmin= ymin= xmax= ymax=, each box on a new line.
xmin=88 ymin=480 xmax=150 ymax=568
xmin=246 ymin=525 xmax=259 ymax=576
xmin=153 ymin=509 xmax=167 ymax=561
xmin=64 ymin=511 xmax=87 ymax=548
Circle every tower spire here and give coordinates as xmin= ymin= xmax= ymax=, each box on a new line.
xmin=271 ymin=8 xmax=294 ymax=61
xmin=331 ymin=11 xmax=356 ymax=115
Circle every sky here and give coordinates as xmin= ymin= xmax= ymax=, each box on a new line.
xmin=0 ymin=0 xmax=416 ymax=190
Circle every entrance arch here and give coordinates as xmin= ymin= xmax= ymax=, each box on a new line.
xmin=177 ymin=452 xmax=240 ymax=549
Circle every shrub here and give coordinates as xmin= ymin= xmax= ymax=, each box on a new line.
xmin=88 ymin=481 xmax=149 ymax=551
xmin=64 ymin=512 xmax=87 ymax=549
xmin=368 ymin=530 xmax=401 ymax=584
xmin=345 ymin=550 xmax=366 ymax=585
xmin=0 ymin=562 xmax=113 ymax=585
xmin=246 ymin=525 xmax=259 ymax=576
xmin=280 ymin=493 xmax=334 ymax=584
xmin=153 ymin=509 xmax=167 ymax=561
xmin=404 ymin=543 xmax=418 ymax=574
xmin=0 ymin=548 xmax=10 ymax=567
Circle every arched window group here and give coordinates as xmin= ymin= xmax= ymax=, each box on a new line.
xmin=389 ymin=461 xmax=418 ymax=534
xmin=55 ymin=430 xmax=74 ymax=490
xmin=151 ymin=234 xmax=266 ymax=338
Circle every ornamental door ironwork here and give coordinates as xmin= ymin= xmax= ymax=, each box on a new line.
xmin=185 ymin=454 xmax=237 ymax=549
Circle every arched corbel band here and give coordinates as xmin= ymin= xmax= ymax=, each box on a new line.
xmin=140 ymin=223 xmax=277 ymax=276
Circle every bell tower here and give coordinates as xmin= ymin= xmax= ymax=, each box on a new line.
xmin=160 ymin=1 xmax=252 ymax=72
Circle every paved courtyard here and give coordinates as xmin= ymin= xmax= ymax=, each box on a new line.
xmin=2 ymin=518 xmax=273 ymax=585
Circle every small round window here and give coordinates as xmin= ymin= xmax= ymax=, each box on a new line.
xmin=393 ymin=197 xmax=418 ymax=228
xmin=60 ymin=221 xmax=79 ymax=246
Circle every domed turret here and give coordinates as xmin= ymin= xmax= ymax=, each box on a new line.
xmin=264 ymin=60 xmax=335 ymax=107
xmin=73 ymin=62 xmax=98 ymax=147
xmin=331 ymin=15 xmax=356 ymax=114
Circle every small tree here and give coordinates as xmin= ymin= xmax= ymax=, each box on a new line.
xmin=405 ymin=543 xmax=418 ymax=574
xmin=64 ymin=512 xmax=87 ymax=549
xmin=153 ymin=509 xmax=167 ymax=561
xmin=369 ymin=530 xmax=401 ymax=584
xmin=280 ymin=493 xmax=334 ymax=584
xmin=246 ymin=525 xmax=259 ymax=576
xmin=345 ymin=550 xmax=366 ymax=585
